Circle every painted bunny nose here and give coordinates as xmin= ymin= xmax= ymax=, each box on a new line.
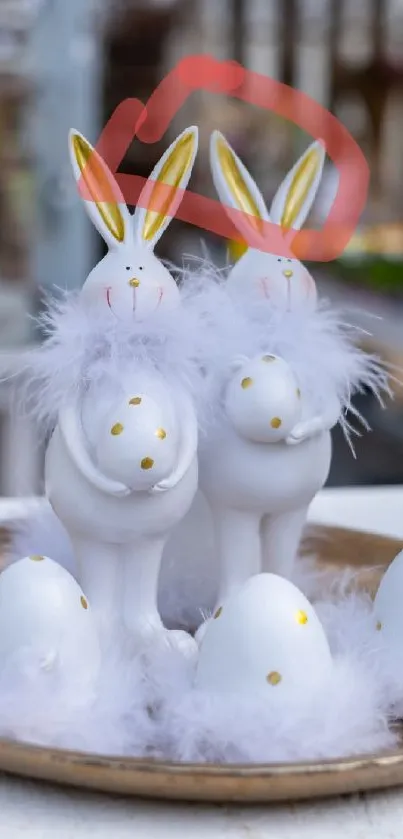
xmin=129 ymin=278 xmax=140 ymax=288
xmin=283 ymin=269 xmax=293 ymax=279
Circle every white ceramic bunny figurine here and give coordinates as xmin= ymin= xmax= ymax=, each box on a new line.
xmin=210 ymin=130 xmax=341 ymax=444
xmin=196 ymin=131 xmax=340 ymax=604
xmin=44 ymin=126 xmax=200 ymax=653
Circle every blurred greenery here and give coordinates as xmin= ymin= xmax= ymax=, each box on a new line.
xmin=312 ymin=258 xmax=403 ymax=297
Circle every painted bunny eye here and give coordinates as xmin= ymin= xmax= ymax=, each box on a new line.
xmin=126 ymin=266 xmax=131 ymax=271
xmin=139 ymin=266 xmax=144 ymax=270
xmin=277 ymin=258 xmax=281 ymax=262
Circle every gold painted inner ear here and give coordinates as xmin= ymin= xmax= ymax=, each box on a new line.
xmin=228 ymin=239 xmax=248 ymax=263
xmin=281 ymin=147 xmax=321 ymax=230
xmin=72 ymin=134 xmax=125 ymax=243
xmin=142 ymin=131 xmax=195 ymax=243
xmin=216 ymin=136 xmax=264 ymax=236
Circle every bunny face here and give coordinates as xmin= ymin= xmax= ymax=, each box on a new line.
xmin=227 ymin=250 xmax=317 ymax=311
xmin=80 ymin=246 xmax=180 ymax=322
xmin=69 ymin=126 xmax=198 ymax=322
xmin=210 ymin=131 xmax=325 ymax=313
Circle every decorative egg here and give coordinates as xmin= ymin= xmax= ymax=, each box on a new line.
xmin=0 ymin=556 xmax=101 ymax=699
xmin=195 ymin=574 xmax=333 ymax=698
xmin=373 ymin=550 xmax=403 ymax=657
xmin=95 ymin=393 xmax=179 ymax=490
xmin=225 ymin=355 xmax=302 ymax=443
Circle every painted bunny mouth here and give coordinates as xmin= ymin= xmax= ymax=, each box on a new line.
xmin=104 ymin=286 xmax=165 ymax=319
xmin=286 ymin=277 xmax=291 ymax=311
xmin=259 ymin=279 xmax=270 ymax=299
xmin=131 ymin=286 xmax=165 ymax=319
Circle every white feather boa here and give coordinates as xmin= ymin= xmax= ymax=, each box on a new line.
xmin=20 ymin=287 xmax=209 ymax=438
xmin=19 ymin=260 xmax=390 ymax=445
xmin=180 ymin=261 xmax=391 ymax=442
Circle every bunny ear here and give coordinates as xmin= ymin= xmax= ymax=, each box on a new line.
xmin=269 ymin=140 xmax=326 ymax=232
xmin=69 ymin=129 xmax=131 ymax=251
xmin=210 ymin=130 xmax=270 ymax=247
xmin=132 ymin=126 xmax=198 ymax=249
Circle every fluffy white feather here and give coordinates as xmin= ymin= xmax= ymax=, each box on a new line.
xmin=18 ymin=259 xmax=390 ymax=446
xmin=3 ymin=503 xmax=403 ymax=763
xmin=179 ymin=258 xmax=391 ymax=442
xmin=19 ymin=286 xmax=210 ymax=437
xmin=0 ymin=561 xmax=398 ymax=763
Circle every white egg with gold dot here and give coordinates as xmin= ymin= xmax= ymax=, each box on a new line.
xmin=195 ymin=574 xmax=333 ymax=699
xmin=0 ymin=556 xmax=100 ymax=700
xmin=94 ymin=393 xmax=179 ymax=491
xmin=373 ymin=550 xmax=403 ymax=663
xmin=225 ymin=355 xmax=302 ymax=443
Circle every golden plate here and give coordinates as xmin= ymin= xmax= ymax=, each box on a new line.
xmin=0 ymin=524 xmax=402 ymax=804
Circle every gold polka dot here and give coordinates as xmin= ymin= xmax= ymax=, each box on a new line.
xmin=141 ymin=457 xmax=154 ymax=470
xmin=270 ymin=417 xmax=282 ymax=429
xmin=155 ymin=428 xmax=167 ymax=440
xmin=129 ymin=397 xmax=142 ymax=406
xmin=376 ymin=621 xmax=382 ymax=631
xmin=266 ymin=671 xmax=282 ymax=686
xmin=81 ymin=596 xmax=88 ymax=610
xmin=129 ymin=278 xmax=140 ymax=287
xmin=241 ymin=377 xmax=253 ymax=389
xmin=111 ymin=423 xmax=124 ymax=436
xmin=30 ymin=554 xmax=44 ymax=562
xmin=262 ymin=354 xmax=276 ymax=362
xmin=296 ymin=609 xmax=308 ymax=625
xmin=214 ymin=606 xmax=223 ymax=619
xmin=296 ymin=388 xmax=301 ymax=398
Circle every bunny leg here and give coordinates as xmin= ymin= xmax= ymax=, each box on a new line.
xmin=214 ymin=508 xmax=262 ymax=605
xmin=121 ymin=538 xmax=197 ymax=659
xmin=195 ymin=508 xmax=261 ymax=645
xmin=70 ymin=535 xmax=122 ymax=635
xmin=261 ymin=505 xmax=309 ymax=579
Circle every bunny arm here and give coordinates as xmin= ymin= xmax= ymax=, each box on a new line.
xmin=285 ymin=393 xmax=341 ymax=445
xmin=58 ymin=404 xmax=132 ymax=497
xmin=150 ymin=390 xmax=197 ymax=493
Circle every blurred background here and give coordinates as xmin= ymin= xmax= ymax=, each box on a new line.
xmin=0 ymin=0 xmax=403 ymax=496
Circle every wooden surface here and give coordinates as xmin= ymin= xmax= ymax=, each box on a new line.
xmin=0 ymin=524 xmax=402 ymax=805
xmin=304 ymin=524 xmax=403 ymax=596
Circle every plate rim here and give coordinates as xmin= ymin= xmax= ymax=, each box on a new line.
xmin=1 ymin=736 xmax=403 ymax=803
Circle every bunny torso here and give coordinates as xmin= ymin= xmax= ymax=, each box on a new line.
xmin=46 ymin=373 xmax=198 ymax=544
xmin=199 ymin=422 xmax=331 ymax=513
